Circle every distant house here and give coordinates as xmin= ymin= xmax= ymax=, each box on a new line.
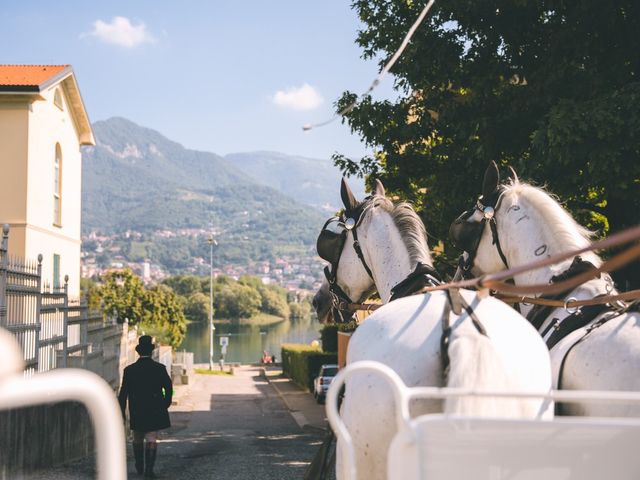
xmin=0 ymin=65 xmax=95 ymax=298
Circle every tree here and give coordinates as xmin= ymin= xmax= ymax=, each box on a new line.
xmin=96 ymin=270 xmax=187 ymax=347
xmin=213 ymin=283 xmax=262 ymax=319
xmin=336 ymin=0 xmax=640 ymax=286
xmin=142 ymin=285 xmax=187 ymax=347
xmin=99 ymin=269 xmax=145 ymax=324
xmin=161 ymin=275 xmax=201 ymax=296
xmin=261 ymin=287 xmax=291 ymax=318
xmin=289 ymin=300 xmax=312 ymax=320
xmin=80 ymin=278 xmax=102 ymax=310
xmin=184 ymin=292 xmax=211 ymax=323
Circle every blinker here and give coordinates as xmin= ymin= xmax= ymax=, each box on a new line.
xmin=317 ymin=217 xmax=347 ymax=265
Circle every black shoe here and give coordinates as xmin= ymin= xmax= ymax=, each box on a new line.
xmin=133 ymin=442 xmax=144 ymax=475
xmin=144 ymin=444 xmax=157 ymax=478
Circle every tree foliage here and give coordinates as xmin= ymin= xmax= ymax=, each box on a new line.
xmin=336 ymin=0 xmax=640 ymax=285
xmin=142 ymin=284 xmax=187 ymax=347
xmin=289 ymin=300 xmax=312 ymax=320
xmin=99 ymin=269 xmax=145 ymax=324
xmin=214 ymin=283 xmax=262 ymax=319
xmin=161 ymin=273 xmax=306 ymax=322
xmin=95 ymin=269 xmax=187 ymax=347
xmin=184 ymin=292 xmax=211 ymax=323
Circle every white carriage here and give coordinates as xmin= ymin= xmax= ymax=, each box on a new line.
xmin=327 ymin=361 xmax=640 ymax=480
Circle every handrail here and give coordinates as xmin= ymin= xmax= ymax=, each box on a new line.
xmin=0 ymin=329 xmax=126 ymax=479
xmin=326 ymin=361 xmax=411 ymax=480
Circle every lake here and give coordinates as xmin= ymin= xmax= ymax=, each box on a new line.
xmin=178 ymin=316 xmax=323 ymax=364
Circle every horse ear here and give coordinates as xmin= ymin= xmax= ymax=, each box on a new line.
xmin=341 ymin=178 xmax=358 ymax=211
xmin=482 ymin=161 xmax=500 ymax=199
xmin=506 ymin=165 xmax=519 ymax=184
xmin=373 ymin=178 xmax=385 ymax=197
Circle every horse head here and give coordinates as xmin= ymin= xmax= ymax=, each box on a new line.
xmin=449 ymin=161 xmax=511 ymax=276
xmin=449 ymin=161 xmax=597 ymax=283
xmin=315 ymin=178 xmax=386 ymax=317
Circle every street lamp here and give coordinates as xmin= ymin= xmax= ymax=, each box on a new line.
xmin=208 ymin=235 xmax=217 ymax=370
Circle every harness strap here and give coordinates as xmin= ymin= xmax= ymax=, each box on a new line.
xmin=440 ymin=289 xmax=489 ymax=384
xmin=545 ymin=302 xmax=609 ymax=350
xmin=526 ymin=257 xmax=599 ymax=330
xmin=351 ymin=228 xmax=374 ymax=280
xmin=440 ymin=301 xmax=452 ymax=383
xmin=489 ymin=217 xmax=510 ymax=270
xmin=324 ymin=265 xmax=359 ymax=324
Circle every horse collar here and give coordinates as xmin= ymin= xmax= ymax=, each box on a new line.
xmin=389 ymin=262 xmax=441 ymax=301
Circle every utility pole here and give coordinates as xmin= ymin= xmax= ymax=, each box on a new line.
xmin=208 ymin=235 xmax=217 ymax=370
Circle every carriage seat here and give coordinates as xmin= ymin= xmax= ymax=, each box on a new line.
xmin=388 ymin=414 xmax=640 ymax=480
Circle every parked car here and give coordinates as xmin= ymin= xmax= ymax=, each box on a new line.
xmin=313 ymin=364 xmax=339 ymax=404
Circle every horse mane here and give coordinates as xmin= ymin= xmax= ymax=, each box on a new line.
xmin=364 ymin=195 xmax=433 ymax=267
xmin=502 ymin=181 xmax=602 ymax=265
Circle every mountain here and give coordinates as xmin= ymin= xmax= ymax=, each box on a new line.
xmin=82 ymin=118 xmax=326 ymax=271
xmin=225 ymin=151 xmax=366 ymax=211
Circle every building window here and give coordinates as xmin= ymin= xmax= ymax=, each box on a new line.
xmin=54 ymin=88 xmax=63 ymax=110
xmin=54 ymin=143 xmax=62 ymax=226
xmin=53 ymin=254 xmax=61 ymax=290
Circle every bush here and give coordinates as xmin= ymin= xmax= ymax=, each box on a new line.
xmin=281 ymin=344 xmax=338 ymax=391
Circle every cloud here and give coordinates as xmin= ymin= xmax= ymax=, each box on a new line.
xmin=86 ymin=16 xmax=156 ymax=48
xmin=272 ymin=83 xmax=323 ymax=111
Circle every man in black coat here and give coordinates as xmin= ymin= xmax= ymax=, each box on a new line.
xmin=119 ymin=335 xmax=173 ymax=478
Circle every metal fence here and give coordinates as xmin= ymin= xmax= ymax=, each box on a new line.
xmin=0 ymin=225 xmax=124 ymax=389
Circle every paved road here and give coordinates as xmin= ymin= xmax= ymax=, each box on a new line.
xmin=22 ymin=366 xmax=326 ymax=479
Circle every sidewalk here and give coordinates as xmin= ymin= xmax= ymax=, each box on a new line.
xmin=171 ymin=364 xmax=329 ymax=432
xmin=261 ymin=366 xmax=330 ymax=432
xmin=23 ymin=365 xmax=326 ymax=479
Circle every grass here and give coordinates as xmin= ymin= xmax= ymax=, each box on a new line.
xmin=195 ymin=368 xmax=234 ymax=376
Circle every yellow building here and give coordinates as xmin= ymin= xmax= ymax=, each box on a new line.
xmin=0 ymin=65 xmax=94 ymax=298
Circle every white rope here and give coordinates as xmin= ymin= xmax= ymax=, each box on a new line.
xmin=303 ymin=0 xmax=436 ymax=132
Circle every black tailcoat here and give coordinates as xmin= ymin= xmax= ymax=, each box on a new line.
xmin=118 ymin=357 xmax=173 ymax=432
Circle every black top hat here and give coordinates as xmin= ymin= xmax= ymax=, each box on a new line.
xmin=135 ymin=335 xmax=155 ymax=355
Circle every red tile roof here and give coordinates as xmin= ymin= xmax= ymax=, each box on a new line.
xmin=0 ymin=65 xmax=70 ymax=87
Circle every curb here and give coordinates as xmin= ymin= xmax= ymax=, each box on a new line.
xmin=261 ymin=368 xmax=315 ymax=430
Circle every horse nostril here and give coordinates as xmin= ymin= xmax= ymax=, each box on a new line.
xmin=312 ymin=297 xmax=318 ymax=309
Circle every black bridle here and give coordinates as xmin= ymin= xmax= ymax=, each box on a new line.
xmin=316 ymin=199 xmax=376 ymax=322
xmin=317 ymin=196 xmax=443 ymax=321
xmin=450 ymin=187 xmax=510 ymax=278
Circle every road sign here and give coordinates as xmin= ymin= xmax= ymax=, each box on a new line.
xmin=219 ymin=336 xmax=229 ymax=347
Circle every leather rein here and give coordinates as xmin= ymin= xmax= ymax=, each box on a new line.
xmin=343 ymin=224 xmax=640 ymax=314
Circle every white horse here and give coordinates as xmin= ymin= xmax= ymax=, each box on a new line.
xmin=450 ymin=162 xmax=640 ymax=417
xmin=315 ymin=179 xmax=553 ymax=480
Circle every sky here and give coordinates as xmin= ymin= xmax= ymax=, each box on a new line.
xmin=1 ymin=1 xmax=399 ymax=160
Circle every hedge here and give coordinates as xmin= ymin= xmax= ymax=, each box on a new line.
xmin=281 ymin=343 xmax=338 ymax=391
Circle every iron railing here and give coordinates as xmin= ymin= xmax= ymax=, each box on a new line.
xmin=0 ymin=224 xmax=121 ymax=387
